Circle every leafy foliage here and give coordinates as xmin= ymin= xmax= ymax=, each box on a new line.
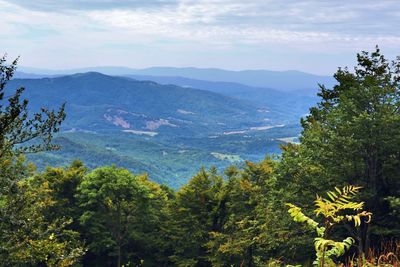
xmin=287 ymin=185 xmax=372 ymax=266
xmin=77 ymin=165 xmax=169 ymax=267
xmin=281 ymin=46 xmax=400 ymax=253
xmin=314 ymin=186 xmax=372 ymax=227
xmin=0 ymin=55 xmax=65 ymax=155
xmin=0 ymin=156 xmax=85 ymax=266
xmin=0 ymin=56 xmax=81 ymax=266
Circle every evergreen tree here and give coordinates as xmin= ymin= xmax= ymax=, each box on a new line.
xmin=207 ymin=159 xmax=283 ymax=266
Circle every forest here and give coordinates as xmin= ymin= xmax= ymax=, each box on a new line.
xmin=0 ymin=47 xmax=399 ymax=267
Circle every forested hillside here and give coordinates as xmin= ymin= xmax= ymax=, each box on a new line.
xmin=0 ymin=48 xmax=399 ymax=267
xmin=7 ymin=71 xmax=306 ymax=187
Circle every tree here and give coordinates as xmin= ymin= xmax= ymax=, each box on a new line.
xmin=281 ymin=46 xmax=400 ymax=254
xmin=207 ymin=159 xmax=276 ymax=267
xmin=0 ymin=54 xmax=66 ymax=201
xmin=77 ymin=165 xmax=154 ymax=267
xmin=0 ymin=157 xmax=85 ymax=266
xmin=0 ymin=55 xmax=65 ymax=156
xmin=0 ymin=56 xmax=83 ymax=266
xmin=29 ymin=160 xmax=87 ymax=230
xmin=166 ymin=167 xmax=224 ymax=266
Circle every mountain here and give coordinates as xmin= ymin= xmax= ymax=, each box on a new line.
xmin=13 ymin=71 xmax=51 ymax=79
xmin=18 ymin=66 xmax=135 ymax=76
xmin=6 ymin=72 xmax=304 ymax=187
xmin=18 ymin=66 xmax=336 ymax=94
xmin=8 ymin=72 xmax=267 ymax=136
xmin=126 ymin=67 xmax=336 ymax=94
xmin=125 ymin=74 xmax=317 ymax=121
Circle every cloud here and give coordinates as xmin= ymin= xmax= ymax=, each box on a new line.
xmin=83 ymin=0 xmax=400 ymax=46
xmin=0 ymin=0 xmax=399 ymax=73
xmin=3 ymin=0 xmax=399 ymax=45
xmin=2 ymin=0 xmax=178 ymax=11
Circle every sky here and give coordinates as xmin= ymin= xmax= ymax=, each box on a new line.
xmin=0 ymin=0 xmax=399 ymax=75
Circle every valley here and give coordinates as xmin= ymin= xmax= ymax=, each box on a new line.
xmin=10 ymin=68 xmax=318 ymax=187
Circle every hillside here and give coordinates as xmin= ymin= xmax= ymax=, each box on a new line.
xmin=125 ymin=74 xmax=317 ymax=122
xmin=8 ymin=72 xmax=267 ymax=136
xmin=7 ymin=72 xmax=302 ymax=187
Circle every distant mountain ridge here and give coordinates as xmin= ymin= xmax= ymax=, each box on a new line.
xmin=125 ymin=74 xmax=317 ymax=122
xmin=7 ymin=72 xmax=268 ymax=136
xmin=17 ymin=66 xmax=336 ymax=94
xmin=126 ymin=67 xmax=336 ymax=93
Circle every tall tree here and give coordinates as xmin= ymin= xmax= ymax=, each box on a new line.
xmin=281 ymin=46 xmax=400 ymax=253
xmin=0 ymin=56 xmax=83 ymax=265
xmin=124 ymin=174 xmax=172 ymax=266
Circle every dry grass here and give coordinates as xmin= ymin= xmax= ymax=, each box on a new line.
xmin=346 ymin=240 xmax=400 ymax=267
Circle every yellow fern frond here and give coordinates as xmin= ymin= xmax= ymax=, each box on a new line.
xmin=287 ymin=185 xmax=372 ymax=267
xmin=346 ymin=211 xmax=372 ymax=226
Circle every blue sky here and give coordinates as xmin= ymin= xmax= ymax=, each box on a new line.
xmin=1 ymin=0 xmax=399 ymax=75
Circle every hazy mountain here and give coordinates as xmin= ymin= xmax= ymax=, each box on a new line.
xmin=13 ymin=71 xmax=51 ymax=79
xmin=7 ymin=72 xmax=268 ymax=136
xmin=6 ymin=72 xmax=308 ymax=187
xmin=18 ymin=66 xmax=336 ymax=94
xmin=18 ymin=66 xmax=136 ymax=76
xmin=126 ymin=74 xmax=317 ymax=121
xmin=127 ymin=67 xmax=336 ymax=93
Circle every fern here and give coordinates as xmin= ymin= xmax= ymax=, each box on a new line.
xmin=287 ymin=185 xmax=372 ymax=266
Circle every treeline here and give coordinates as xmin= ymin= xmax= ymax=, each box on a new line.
xmin=1 ymin=47 xmax=400 ymax=266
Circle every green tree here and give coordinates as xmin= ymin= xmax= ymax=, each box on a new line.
xmin=124 ymin=174 xmax=172 ymax=266
xmin=166 ymin=167 xmax=224 ymax=266
xmin=77 ymin=165 xmax=154 ymax=267
xmin=0 ymin=55 xmax=65 ymax=156
xmin=280 ymin=46 xmax=400 ymax=254
xmin=29 ymin=160 xmax=87 ymax=229
xmin=0 ymin=156 xmax=85 ymax=266
xmin=0 ymin=56 xmax=84 ymax=266
xmin=207 ymin=159 xmax=276 ymax=267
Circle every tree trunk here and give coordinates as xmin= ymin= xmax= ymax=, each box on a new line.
xmin=247 ymin=245 xmax=253 ymax=267
xmin=117 ymin=244 xmax=121 ymax=267
xmin=361 ymin=147 xmax=378 ymax=254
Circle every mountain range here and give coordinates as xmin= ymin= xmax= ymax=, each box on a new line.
xmin=17 ymin=66 xmax=336 ymax=94
xmin=9 ymin=72 xmax=269 ymax=135
xmin=8 ymin=67 xmax=333 ymax=187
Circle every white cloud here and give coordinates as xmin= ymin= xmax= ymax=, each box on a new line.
xmin=2 ymin=0 xmax=399 ymax=46
xmin=0 ymin=0 xmax=399 ymax=73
